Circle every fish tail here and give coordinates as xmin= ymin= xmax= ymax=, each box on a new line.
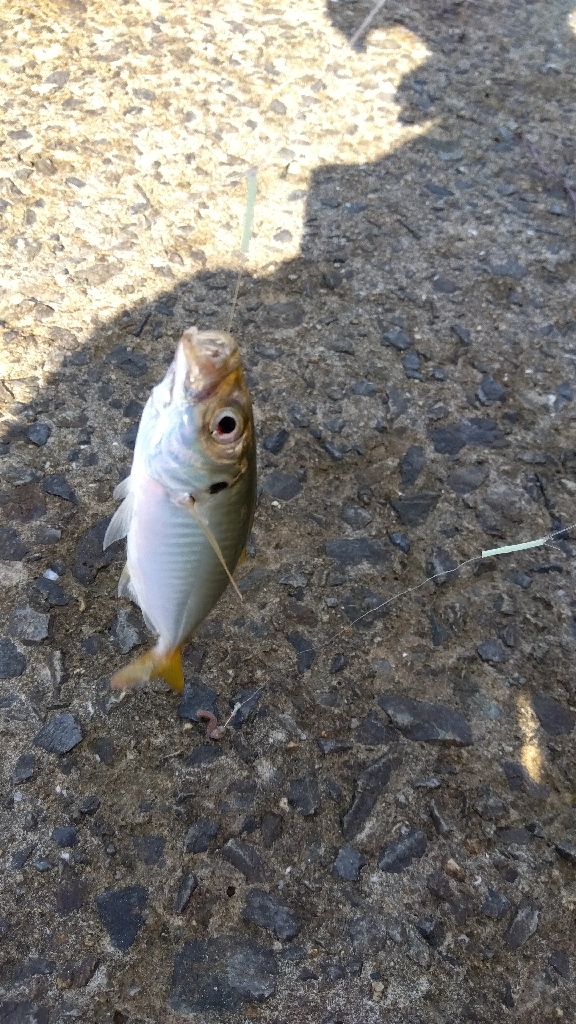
xmin=110 ymin=645 xmax=184 ymax=692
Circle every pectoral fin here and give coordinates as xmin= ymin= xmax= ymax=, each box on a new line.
xmin=110 ymin=645 xmax=184 ymax=692
xmin=104 ymin=492 xmax=134 ymax=548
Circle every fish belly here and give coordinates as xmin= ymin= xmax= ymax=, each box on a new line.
xmin=126 ymin=471 xmax=251 ymax=651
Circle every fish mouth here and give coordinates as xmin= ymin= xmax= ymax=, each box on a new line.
xmin=179 ymin=327 xmax=242 ymax=398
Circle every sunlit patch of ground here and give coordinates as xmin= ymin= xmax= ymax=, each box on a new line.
xmin=0 ymin=0 xmax=431 ymax=391
xmin=515 ymin=691 xmax=543 ymax=783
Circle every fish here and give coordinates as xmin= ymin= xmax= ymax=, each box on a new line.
xmin=103 ymin=327 xmax=256 ymax=692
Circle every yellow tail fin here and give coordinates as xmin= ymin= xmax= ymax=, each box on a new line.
xmin=110 ymin=645 xmax=184 ymax=692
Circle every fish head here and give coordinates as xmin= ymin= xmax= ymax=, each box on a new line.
xmin=145 ymin=328 xmax=254 ymax=492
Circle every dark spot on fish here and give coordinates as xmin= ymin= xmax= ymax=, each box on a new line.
xmin=209 ymin=481 xmax=228 ymax=494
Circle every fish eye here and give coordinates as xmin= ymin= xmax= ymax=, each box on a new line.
xmin=210 ymin=408 xmax=243 ymax=443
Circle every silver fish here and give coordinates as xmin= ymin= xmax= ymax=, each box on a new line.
xmin=103 ymin=327 xmax=256 ymax=691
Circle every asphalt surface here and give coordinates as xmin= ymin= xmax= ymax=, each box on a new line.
xmin=1 ymin=1 xmax=575 ymax=1021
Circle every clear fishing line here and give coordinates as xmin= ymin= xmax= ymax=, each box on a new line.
xmin=219 ymin=520 xmax=576 ymax=730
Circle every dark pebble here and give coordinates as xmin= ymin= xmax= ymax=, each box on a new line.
xmin=123 ymin=399 xmax=144 ymax=419
xmin=33 ymin=714 xmax=82 ymax=755
xmin=332 ymin=846 xmax=367 ymax=882
xmin=427 ymin=871 xmax=453 ymax=901
xmin=51 ymin=827 xmax=78 ymax=848
xmin=400 ymin=445 xmax=425 ymax=487
xmin=73 ymin=517 xmax=123 ymax=585
xmin=121 ymin=424 xmax=138 ymax=449
xmin=262 ymin=470 xmax=302 ymax=500
xmin=57 ymin=953 xmax=99 ymax=989
xmin=429 ymin=799 xmax=451 ymax=835
xmin=8 ymin=605 xmax=50 ymax=643
xmin=429 ymin=613 xmax=451 ymax=646
xmin=354 ymin=712 xmax=396 ymax=746
xmin=447 ymin=465 xmax=488 ymax=494
xmin=242 ymin=889 xmax=301 ymax=940
xmin=26 ymin=423 xmax=51 ymax=446
xmin=287 ymin=632 xmax=315 ymax=673
xmin=354 ymin=380 xmax=378 ymax=396
xmin=324 ymin=537 xmax=390 ymax=567
xmin=496 ymin=827 xmax=533 ymax=846
xmin=380 ymin=325 xmax=412 ymax=351
xmin=322 ymin=441 xmax=344 ymax=461
xmin=548 ymin=951 xmax=570 ymax=979
xmin=42 ymin=473 xmax=77 ymax=504
xmin=402 ymin=352 xmax=422 ymax=379
xmin=341 ymin=757 xmax=394 ymax=841
xmin=288 ymin=774 xmax=321 ymax=816
xmin=348 ymin=914 xmax=386 ymax=953
xmin=185 ymin=744 xmax=223 ymax=768
xmin=426 ymin=547 xmax=460 ymax=585
xmin=90 ymin=736 xmax=114 ymax=764
xmin=416 ymin=917 xmax=445 ymax=947
xmin=389 ymin=531 xmax=410 ymax=553
xmin=378 ymin=829 xmax=427 ymax=873
xmin=531 ymin=692 xmax=575 ymax=736
xmin=391 ymin=492 xmax=440 ymax=527
xmin=480 ymin=889 xmax=510 ymax=919
xmin=474 ymin=787 xmax=508 ymax=820
xmin=32 ymin=577 xmax=68 ymax=607
xmin=262 ymin=301 xmax=304 ymax=328
xmin=174 ymin=872 xmax=198 ymax=913
xmin=227 ymin=778 xmax=257 ymax=809
xmin=501 ymin=761 xmax=549 ymax=801
xmin=379 ymin=694 xmax=472 ymax=745
xmin=317 ymin=737 xmax=353 ymax=755
xmin=184 ymin=819 xmax=219 ymax=854
xmin=478 ymin=373 xmax=505 ymax=403
xmin=555 ymin=841 xmax=576 ymax=867
xmin=0 ymin=638 xmax=27 ymax=678
xmin=133 ymin=835 xmax=165 ymax=865
xmin=0 ymin=527 xmax=28 ymax=560
xmin=330 ymin=653 xmax=347 ymax=673
xmin=506 ymin=571 xmax=532 ymax=590
xmin=11 ymin=843 xmax=36 ymax=869
xmin=11 ymin=751 xmax=35 ymax=784
xmin=221 ymin=838 xmax=267 ymax=882
xmin=428 ymin=417 xmax=502 ymax=456
xmin=490 ymin=259 xmax=526 ymax=279
xmin=104 ymin=345 xmax=148 ymax=377
xmin=326 ymin=778 xmax=342 ymax=801
xmin=323 ymin=271 xmax=342 ymax=290
xmin=229 ymin=687 xmax=261 ymax=726
xmin=505 ymin=899 xmax=538 ymax=949
xmin=341 ymin=588 xmax=387 ymax=629
xmin=95 ymin=885 xmax=148 ymax=950
xmin=77 ymin=795 xmax=99 ymax=817
xmin=477 ymin=638 xmax=509 ymax=664
xmin=432 ymin=274 xmax=458 ymax=293
xmin=56 ymin=876 xmax=89 ymax=917
xmin=341 ymin=505 xmax=372 ymax=529
xmin=170 ymin=937 xmax=277 ymax=1011
xmin=178 ymin=676 xmax=219 ymax=722
xmin=261 ymin=812 xmax=283 ymax=849
xmin=263 ymin=428 xmax=289 ymax=454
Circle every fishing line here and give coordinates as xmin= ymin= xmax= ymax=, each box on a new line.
xmin=227 ymin=168 xmax=258 ymax=333
xmin=300 ymin=520 xmax=576 ymax=651
xmin=188 ymin=498 xmax=244 ymax=603
xmin=216 ymin=520 xmax=576 ymax=732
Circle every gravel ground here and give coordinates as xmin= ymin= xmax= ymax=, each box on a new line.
xmin=1 ymin=0 xmax=576 ymax=1021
